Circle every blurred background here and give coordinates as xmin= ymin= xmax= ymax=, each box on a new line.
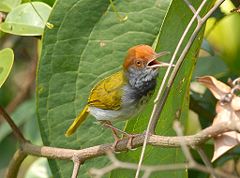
xmin=0 ymin=0 xmax=240 ymax=177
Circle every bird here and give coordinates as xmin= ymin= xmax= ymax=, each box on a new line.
xmin=65 ymin=44 xmax=172 ymax=147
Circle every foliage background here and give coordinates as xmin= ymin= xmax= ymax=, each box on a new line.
xmin=0 ymin=0 xmax=240 ymax=177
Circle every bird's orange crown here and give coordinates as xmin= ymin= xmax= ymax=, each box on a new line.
xmin=123 ymin=45 xmax=156 ymax=69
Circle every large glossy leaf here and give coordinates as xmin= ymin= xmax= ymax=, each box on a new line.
xmin=37 ymin=0 xmax=174 ymax=177
xmin=0 ymin=2 xmax=51 ymax=36
xmin=0 ymin=48 xmax=14 ymax=88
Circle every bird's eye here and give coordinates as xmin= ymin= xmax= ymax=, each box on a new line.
xmin=135 ymin=60 xmax=142 ymax=66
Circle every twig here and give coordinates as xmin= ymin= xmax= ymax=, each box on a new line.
xmin=183 ymin=0 xmax=202 ymax=21
xmin=196 ymin=146 xmax=218 ymax=178
xmin=71 ymin=154 xmax=82 ymax=178
xmin=0 ymin=106 xmax=27 ymax=144
xmin=173 ymin=121 xmax=219 ymax=178
xmin=5 ymin=149 xmax=28 ymax=178
xmin=89 ymin=151 xmax=238 ymax=178
xmin=173 ymin=121 xmax=195 ymax=163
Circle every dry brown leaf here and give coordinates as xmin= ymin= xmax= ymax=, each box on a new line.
xmin=198 ymin=76 xmax=240 ymax=161
xmin=197 ymin=76 xmax=231 ymax=100
xmin=212 ymin=131 xmax=240 ymax=161
xmin=212 ymin=103 xmax=240 ymax=161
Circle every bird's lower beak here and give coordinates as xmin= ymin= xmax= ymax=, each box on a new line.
xmin=147 ymin=51 xmax=174 ymax=68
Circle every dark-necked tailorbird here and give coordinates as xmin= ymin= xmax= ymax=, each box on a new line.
xmin=65 ymin=45 xmax=172 ymax=144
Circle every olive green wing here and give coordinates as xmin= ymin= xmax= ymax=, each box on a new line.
xmin=88 ymin=70 xmax=126 ymax=110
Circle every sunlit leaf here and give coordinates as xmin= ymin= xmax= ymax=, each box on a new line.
xmin=0 ymin=48 xmax=14 ymax=88
xmin=206 ymin=13 xmax=240 ymax=74
xmin=25 ymin=158 xmax=52 ymax=178
xmin=0 ymin=0 xmax=21 ymax=12
xmin=0 ymin=2 xmax=51 ymax=36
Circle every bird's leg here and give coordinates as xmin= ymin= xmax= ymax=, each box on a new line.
xmin=101 ymin=121 xmax=141 ymax=151
xmin=101 ymin=121 xmax=122 ymax=151
xmin=102 ymin=121 xmax=129 ymax=135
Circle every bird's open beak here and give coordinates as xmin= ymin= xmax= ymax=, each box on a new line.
xmin=147 ymin=51 xmax=174 ymax=68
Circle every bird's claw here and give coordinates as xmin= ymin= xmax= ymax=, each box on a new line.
xmin=127 ymin=136 xmax=137 ymax=151
xmin=125 ymin=133 xmax=142 ymax=151
xmin=112 ymin=138 xmax=121 ymax=153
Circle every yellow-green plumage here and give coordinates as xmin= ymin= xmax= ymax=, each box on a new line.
xmin=88 ymin=71 xmax=126 ymax=110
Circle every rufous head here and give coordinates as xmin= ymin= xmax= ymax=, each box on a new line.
xmin=123 ymin=45 xmax=170 ymax=70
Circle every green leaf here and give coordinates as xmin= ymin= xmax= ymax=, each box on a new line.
xmin=37 ymin=0 xmax=174 ymax=177
xmin=0 ymin=0 xmax=21 ymax=12
xmin=0 ymin=2 xmax=51 ymax=36
xmin=0 ymin=48 xmax=14 ymax=88
xmin=206 ymin=13 xmax=240 ymax=74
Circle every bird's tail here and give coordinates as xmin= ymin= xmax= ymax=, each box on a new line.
xmin=65 ymin=105 xmax=89 ymax=137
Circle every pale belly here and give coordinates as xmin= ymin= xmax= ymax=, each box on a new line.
xmin=89 ymin=104 xmax=139 ymax=121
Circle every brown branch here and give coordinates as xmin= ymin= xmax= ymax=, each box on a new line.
xmin=5 ymin=149 xmax=28 ymax=178
xmin=71 ymin=154 xmax=82 ymax=178
xmin=18 ymin=121 xmax=239 ymax=162
xmin=0 ymin=106 xmax=27 ymax=144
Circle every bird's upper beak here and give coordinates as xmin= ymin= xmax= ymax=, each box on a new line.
xmin=147 ymin=51 xmax=174 ymax=68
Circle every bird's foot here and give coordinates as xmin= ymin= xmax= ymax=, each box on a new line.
xmin=112 ymin=133 xmax=140 ymax=152
xmin=123 ymin=133 xmax=142 ymax=151
xmin=101 ymin=121 xmax=122 ymax=152
xmin=101 ymin=121 xmax=142 ymax=151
